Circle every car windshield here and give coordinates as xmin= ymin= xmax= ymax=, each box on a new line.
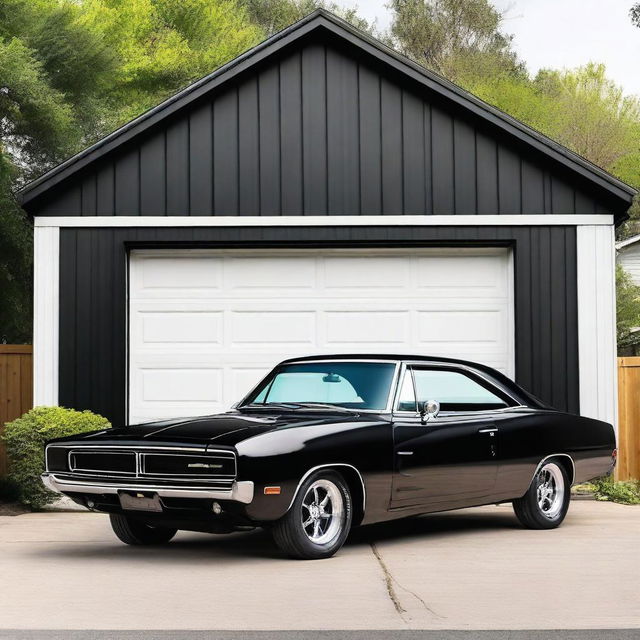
xmin=242 ymin=362 xmax=397 ymax=411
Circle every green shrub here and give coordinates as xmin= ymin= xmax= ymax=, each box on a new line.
xmin=2 ymin=406 xmax=110 ymax=509
xmin=591 ymin=475 xmax=640 ymax=505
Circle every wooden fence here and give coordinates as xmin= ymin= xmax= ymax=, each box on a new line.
xmin=617 ymin=357 xmax=640 ymax=481
xmin=0 ymin=345 xmax=33 ymax=475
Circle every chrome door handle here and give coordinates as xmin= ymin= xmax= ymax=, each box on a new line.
xmin=397 ymin=451 xmax=414 ymax=456
xmin=478 ymin=428 xmax=498 ymax=435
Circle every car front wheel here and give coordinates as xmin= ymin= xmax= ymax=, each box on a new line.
xmin=271 ymin=471 xmax=352 ymax=559
xmin=512 ymin=460 xmax=570 ymax=529
xmin=109 ymin=513 xmax=178 ymax=545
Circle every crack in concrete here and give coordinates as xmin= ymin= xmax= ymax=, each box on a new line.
xmin=370 ymin=542 xmax=445 ymax=622
xmin=370 ymin=542 xmax=406 ymax=617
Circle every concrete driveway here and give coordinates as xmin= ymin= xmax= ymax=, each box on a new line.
xmin=0 ymin=501 xmax=639 ymax=631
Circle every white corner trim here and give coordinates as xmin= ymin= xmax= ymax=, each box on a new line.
xmin=577 ymin=225 xmax=617 ymax=431
xmin=33 ymin=214 xmax=614 ymax=228
xmin=33 ymin=226 xmax=59 ymax=407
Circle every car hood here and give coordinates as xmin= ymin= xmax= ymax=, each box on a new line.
xmin=68 ymin=412 xmax=367 ymax=447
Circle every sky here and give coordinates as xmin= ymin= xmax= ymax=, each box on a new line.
xmin=339 ymin=0 xmax=640 ymax=96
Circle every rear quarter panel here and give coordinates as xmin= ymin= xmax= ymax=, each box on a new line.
xmin=494 ymin=409 xmax=616 ymax=499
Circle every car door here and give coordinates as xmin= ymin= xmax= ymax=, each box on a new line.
xmin=391 ymin=365 xmax=511 ymax=509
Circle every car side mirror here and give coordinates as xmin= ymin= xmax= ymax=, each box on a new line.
xmin=420 ymin=400 xmax=440 ymax=425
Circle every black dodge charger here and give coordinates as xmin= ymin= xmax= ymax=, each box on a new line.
xmin=42 ymin=354 xmax=616 ymax=559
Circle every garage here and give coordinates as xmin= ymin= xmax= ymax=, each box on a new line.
xmin=21 ymin=11 xmax=633 ymax=428
xmin=128 ymin=248 xmax=514 ymax=422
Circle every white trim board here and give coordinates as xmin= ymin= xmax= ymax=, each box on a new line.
xmin=577 ymin=225 xmax=618 ymax=431
xmin=34 ymin=214 xmax=615 ymax=228
xmin=33 ymin=226 xmax=59 ymax=407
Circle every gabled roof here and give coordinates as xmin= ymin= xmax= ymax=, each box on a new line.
xmin=617 ymin=234 xmax=640 ymax=250
xmin=18 ymin=9 xmax=637 ymax=216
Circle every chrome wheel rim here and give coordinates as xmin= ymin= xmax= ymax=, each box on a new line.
xmin=536 ymin=463 xmax=565 ymax=520
xmin=301 ymin=479 xmax=344 ymax=545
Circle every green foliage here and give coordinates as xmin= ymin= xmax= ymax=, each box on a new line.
xmin=388 ymin=0 xmax=523 ymax=83
xmin=0 ymin=476 xmax=20 ymax=502
xmin=82 ymin=0 xmax=264 ymax=126
xmin=0 ymin=0 xmax=265 ymax=342
xmin=0 ymin=157 xmax=32 ymax=343
xmin=590 ymin=476 xmax=640 ymax=505
xmin=616 ymin=265 xmax=640 ymax=350
xmin=238 ymin=0 xmax=374 ymax=38
xmin=389 ymin=3 xmax=639 ymax=230
xmin=2 ymin=406 xmax=110 ymax=509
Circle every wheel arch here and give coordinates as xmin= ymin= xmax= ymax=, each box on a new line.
xmin=533 ymin=454 xmax=576 ymax=486
xmin=287 ymin=464 xmax=367 ymax=527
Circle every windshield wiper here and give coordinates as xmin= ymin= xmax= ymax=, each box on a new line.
xmin=287 ymin=403 xmax=357 ymax=413
xmin=240 ymin=402 xmax=357 ymax=414
xmin=240 ymin=402 xmax=303 ymax=411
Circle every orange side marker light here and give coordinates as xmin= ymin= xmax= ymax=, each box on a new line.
xmin=264 ymin=486 xmax=281 ymax=495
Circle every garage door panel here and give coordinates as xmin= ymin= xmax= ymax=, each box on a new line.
xmin=226 ymin=257 xmax=317 ymax=289
xmin=325 ymin=311 xmax=410 ymax=344
xmin=137 ymin=256 xmax=224 ymax=292
xmin=129 ymin=249 xmax=514 ymax=423
xmin=138 ymin=368 xmax=223 ymax=402
xmin=230 ymin=311 xmax=317 ymax=345
xmin=139 ymin=311 xmax=224 ymax=345
xmin=324 ymin=256 xmax=409 ymax=288
xmin=416 ymin=310 xmax=504 ymax=344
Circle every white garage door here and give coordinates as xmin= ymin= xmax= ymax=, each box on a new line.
xmin=128 ymin=248 xmax=514 ymax=423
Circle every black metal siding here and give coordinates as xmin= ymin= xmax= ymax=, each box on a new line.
xmin=59 ymin=226 xmax=578 ymax=426
xmin=36 ymin=39 xmax=609 ymax=218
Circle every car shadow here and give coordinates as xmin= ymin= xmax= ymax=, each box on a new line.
xmin=346 ymin=507 xmax=521 ymax=548
xmin=28 ymin=506 xmax=522 ymax=563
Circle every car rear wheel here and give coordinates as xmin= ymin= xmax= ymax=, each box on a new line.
xmin=109 ymin=513 xmax=178 ymax=545
xmin=271 ymin=471 xmax=352 ymax=559
xmin=512 ymin=460 xmax=570 ymax=529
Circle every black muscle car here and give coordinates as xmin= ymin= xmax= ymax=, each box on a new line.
xmin=42 ymin=355 xmax=617 ymax=559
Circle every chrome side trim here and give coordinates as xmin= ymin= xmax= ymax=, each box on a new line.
xmin=529 ymin=454 xmax=576 ymax=486
xmin=41 ymin=473 xmax=254 ymax=504
xmin=286 ymin=463 xmax=367 ymax=515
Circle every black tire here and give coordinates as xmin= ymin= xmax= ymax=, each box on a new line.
xmin=272 ymin=470 xmax=352 ymax=560
xmin=109 ymin=513 xmax=178 ymax=545
xmin=513 ymin=460 xmax=571 ymax=529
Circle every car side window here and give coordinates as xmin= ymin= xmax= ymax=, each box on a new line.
xmin=396 ymin=370 xmax=417 ymax=412
xmin=412 ymin=368 xmax=510 ymax=412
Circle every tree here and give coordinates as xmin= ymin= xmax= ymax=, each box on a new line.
xmin=465 ymin=63 xmax=640 ymax=240
xmin=238 ymin=0 xmax=374 ymax=38
xmin=631 ymin=3 xmax=640 ymax=27
xmin=82 ymin=0 xmax=264 ymax=127
xmin=388 ymin=0 xmax=523 ymax=84
xmin=0 ymin=0 xmax=267 ymax=343
xmin=0 ymin=0 xmax=119 ymax=343
xmin=616 ymin=265 xmax=640 ymax=351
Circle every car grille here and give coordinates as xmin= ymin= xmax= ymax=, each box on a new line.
xmin=46 ymin=446 xmax=237 ymax=485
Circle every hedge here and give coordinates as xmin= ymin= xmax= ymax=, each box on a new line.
xmin=2 ymin=406 xmax=110 ymax=509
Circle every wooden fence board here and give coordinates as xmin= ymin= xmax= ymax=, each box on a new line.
xmin=617 ymin=357 xmax=640 ymax=481
xmin=0 ymin=345 xmax=33 ymax=476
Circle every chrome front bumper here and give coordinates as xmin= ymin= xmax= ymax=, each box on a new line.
xmin=41 ymin=473 xmax=254 ymax=504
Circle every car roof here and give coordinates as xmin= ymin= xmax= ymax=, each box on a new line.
xmin=282 ymin=353 xmax=498 ymax=367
